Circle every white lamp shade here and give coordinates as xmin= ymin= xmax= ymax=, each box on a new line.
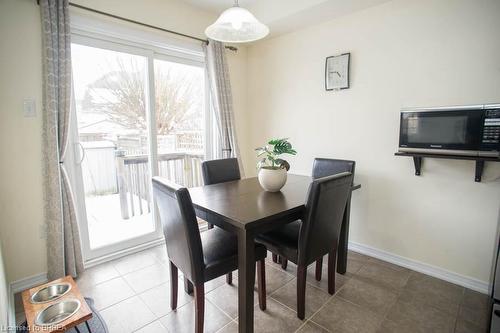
xmin=205 ymin=6 xmax=269 ymax=43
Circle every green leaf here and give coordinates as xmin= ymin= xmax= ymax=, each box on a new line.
xmin=256 ymin=138 xmax=297 ymax=169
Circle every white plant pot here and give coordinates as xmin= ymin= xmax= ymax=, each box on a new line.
xmin=258 ymin=167 xmax=287 ymax=192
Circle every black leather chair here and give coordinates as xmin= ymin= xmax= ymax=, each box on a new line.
xmin=201 ymin=158 xmax=241 ymax=231
xmin=201 ymin=158 xmax=241 ymax=187
xmin=276 ymin=158 xmax=356 ymax=274
xmin=152 ymin=177 xmax=267 ymax=333
xmin=311 ymin=158 xmax=356 ymax=279
xmin=201 ymin=158 xmax=242 ymax=284
xmin=312 ymin=158 xmax=356 ymax=180
xmin=256 ymin=172 xmax=353 ymax=319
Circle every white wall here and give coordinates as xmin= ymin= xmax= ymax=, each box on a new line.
xmin=0 ymin=0 xmax=46 ymax=285
xmin=0 ymin=239 xmax=10 ymax=331
xmin=0 ymin=0 xmax=247 ymax=284
xmin=245 ymin=0 xmax=500 ymax=285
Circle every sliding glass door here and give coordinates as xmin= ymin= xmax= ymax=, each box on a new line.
xmin=70 ymin=35 xmax=207 ymax=261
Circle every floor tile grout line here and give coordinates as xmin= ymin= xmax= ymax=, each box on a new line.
xmin=215 ymin=319 xmax=238 ymax=333
xmin=84 ymin=266 xmax=180 ymax=313
xmin=303 ymin=281 xmax=352 ymax=332
xmin=130 ymin=316 xmax=162 ymax=333
xmin=80 ymin=253 xmax=162 ymax=291
xmin=111 ymin=253 xmax=162 ymax=276
xmin=206 ymin=297 xmax=238 ymax=322
xmin=452 ymin=287 xmax=466 ymax=333
xmin=292 ymin=276 xmax=354 ymax=332
xmin=268 ymin=275 xmax=297 ymax=297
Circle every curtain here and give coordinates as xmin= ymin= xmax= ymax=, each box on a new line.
xmin=41 ymin=0 xmax=84 ymax=280
xmin=204 ymin=40 xmax=244 ymax=174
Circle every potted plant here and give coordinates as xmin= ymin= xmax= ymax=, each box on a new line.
xmin=255 ymin=138 xmax=297 ymax=192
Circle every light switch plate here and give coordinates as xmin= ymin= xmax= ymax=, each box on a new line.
xmin=23 ymin=98 xmax=36 ymax=117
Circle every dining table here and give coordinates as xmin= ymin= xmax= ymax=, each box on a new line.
xmin=188 ymin=174 xmax=361 ymax=333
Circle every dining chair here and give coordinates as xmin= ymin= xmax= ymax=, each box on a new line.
xmin=201 ymin=157 xmax=241 ymax=188
xmin=201 ymin=158 xmax=241 ymax=231
xmin=152 ymin=177 xmax=267 ymax=333
xmin=256 ymin=172 xmax=353 ymax=319
xmin=201 ymin=158 xmax=242 ymax=284
xmin=312 ymin=158 xmax=356 ymax=279
xmin=275 ymin=158 xmax=356 ymax=278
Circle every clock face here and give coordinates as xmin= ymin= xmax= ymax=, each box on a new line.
xmin=325 ymin=53 xmax=350 ymax=90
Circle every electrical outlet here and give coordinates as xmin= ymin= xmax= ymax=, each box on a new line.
xmin=23 ymin=98 xmax=36 ymax=117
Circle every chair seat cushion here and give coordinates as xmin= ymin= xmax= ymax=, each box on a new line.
xmin=201 ymin=227 xmax=267 ymax=282
xmin=255 ymin=220 xmax=301 ymax=264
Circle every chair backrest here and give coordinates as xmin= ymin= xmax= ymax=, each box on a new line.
xmin=312 ymin=158 xmax=355 ymax=183
xmin=152 ymin=177 xmax=204 ymax=284
xmin=298 ymin=172 xmax=353 ymax=266
xmin=201 ymin=158 xmax=241 ymax=185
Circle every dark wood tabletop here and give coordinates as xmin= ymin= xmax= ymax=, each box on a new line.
xmin=190 ymin=174 xmax=311 ymax=230
xmin=188 ymin=174 xmax=360 ymax=333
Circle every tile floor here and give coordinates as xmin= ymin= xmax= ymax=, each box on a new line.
xmin=15 ymin=246 xmax=490 ymax=333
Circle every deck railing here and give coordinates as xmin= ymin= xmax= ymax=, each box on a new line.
xmin=115 ymin=151 xmax=203 ymax=219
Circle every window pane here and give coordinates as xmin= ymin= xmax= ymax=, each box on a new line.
xmin=154 ymin=59 xmax=205 ymax=187
xmin=72 ymin=43 xmax=155 ymax=249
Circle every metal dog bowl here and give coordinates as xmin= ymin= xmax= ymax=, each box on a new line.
xmin=35 ymin=299 xmax=81 ymax=326
xmin=30 ymin=282 xmax=72 ymax=304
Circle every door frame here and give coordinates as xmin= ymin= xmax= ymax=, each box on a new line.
xmin=69 ymin=22 xmax=210 ymax=265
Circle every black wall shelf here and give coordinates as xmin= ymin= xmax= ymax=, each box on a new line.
xmin=395 ymin=152 xmax=500 ymax=182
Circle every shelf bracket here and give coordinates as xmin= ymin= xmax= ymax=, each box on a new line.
xmin=413 ymin=156 xmax=422 ymax=176
xmin=475 ymin=160 xmax=485 ymax=182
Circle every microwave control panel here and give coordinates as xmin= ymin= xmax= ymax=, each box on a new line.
xmin=482 ymin=108 xmax=500 ymax=146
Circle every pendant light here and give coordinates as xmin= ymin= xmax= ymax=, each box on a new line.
xmin=205 ymin=0 xmax=269 ymax=43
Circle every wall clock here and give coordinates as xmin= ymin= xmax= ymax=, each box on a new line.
xmin=325 ymin=53 xmax=350 ymax=91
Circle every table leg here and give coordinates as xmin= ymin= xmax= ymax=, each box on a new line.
xmin=337 ymin=193 xmax=352 ymax=274
xmin=85 ymin=320 xmax=92 ymax=332
xmin=184 ymin=278 xmax=194 ymax=295
xmin=237 ymin=230 xmax=256 ymax=333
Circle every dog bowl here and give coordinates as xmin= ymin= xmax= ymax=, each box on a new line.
xmin=34 ymin=299 xmax=81 ymax=326
xmin=30 ymin=283 xmax=71 ymax=304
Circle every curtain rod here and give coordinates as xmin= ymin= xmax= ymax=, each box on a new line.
xmin=36 ymin=1 xmax=238 ymax=52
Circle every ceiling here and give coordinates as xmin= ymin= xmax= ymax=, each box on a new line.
xmin=179 ymin=0 xmax=392 ymax=37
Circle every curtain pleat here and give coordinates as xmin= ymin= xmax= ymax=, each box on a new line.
xmin=204 ymin=40 xmax=244 ymax=175
xmin=41 ymin=0 xmax=84 ymax=280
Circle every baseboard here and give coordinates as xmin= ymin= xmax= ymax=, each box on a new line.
xmin=8 ymin=284 xmax=15 ymax=333
xmin=348 ymin=241 xmax=490 ymax=294
xmin=9 ymin=272 xmax=48 ymax=331
xmin=10 ymin=272 xmax=48 ymax=295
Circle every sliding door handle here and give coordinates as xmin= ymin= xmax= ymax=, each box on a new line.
xmin=77 ymin=142 xmax=86 ymax=165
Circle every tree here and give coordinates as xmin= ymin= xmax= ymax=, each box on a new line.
xmin=83 ymin=57 xmax=202 ymax=135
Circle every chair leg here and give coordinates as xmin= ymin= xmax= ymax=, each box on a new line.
xmin=272 ymin=253 xmax=278 ymax=263
xmin=194 ymin=284 xmax=205 ymax=333
xmin=297 ymin=265 xmax=307 ymax=320
xmin=281 ymin=258 xmax=288 ymax=270
xmin=207 ymin=223 xmax=214 ymax=229
xmin=257 ymin=259 xmax=266 ymax=310
xmin=315 ymin=257 xmax=323 ymax=281
xmin=184 ymin=278 xmax=194 ymax=295
xmin=226 ymin=272 xmax=232 ymax=285
xmin=169 ymin=261 xmax=178 ymax=310
xmin=328 ymin=248 xmax=337 ymax=295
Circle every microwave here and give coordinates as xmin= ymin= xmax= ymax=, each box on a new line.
xmin=398 ymin=104 xmax=500 ymax=157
